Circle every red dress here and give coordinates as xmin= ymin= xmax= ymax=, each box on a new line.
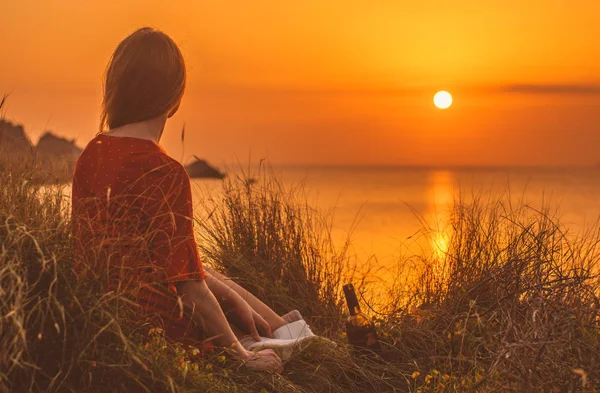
xmin=72 ymin=133 xmax=208 ymax=348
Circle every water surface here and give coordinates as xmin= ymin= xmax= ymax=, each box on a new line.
xmin=190 ymin=166 xmax=600 ymax=272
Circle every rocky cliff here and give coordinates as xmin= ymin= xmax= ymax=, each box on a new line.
xmin=36 ymin=132 xmax=83 ymax=161
xmin=35 ymin=132 xmax=83 ymax=183
xmin=0 ymin=119 xmax=34 ymax=154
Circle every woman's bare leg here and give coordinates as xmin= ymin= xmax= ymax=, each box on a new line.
xmin=231 ymin=324 xmax=249 ymax=340
xmin=206 ymin=267 xmax=286 ymax=330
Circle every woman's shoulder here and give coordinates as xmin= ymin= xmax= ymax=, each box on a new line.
xmin=79 ymin=134 xmax=188 ymax=179
xmin=126 ymin=144 xmax=189 ymax=186
xmin=145 ymin=149 xmax=187 ymax=177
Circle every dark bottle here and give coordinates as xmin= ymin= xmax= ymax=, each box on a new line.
xmin=343 ymin=283 xmax=381 ymax=354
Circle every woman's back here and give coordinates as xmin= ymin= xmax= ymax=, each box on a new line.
xmin=72 ymin=133 xmax=205 ymax=293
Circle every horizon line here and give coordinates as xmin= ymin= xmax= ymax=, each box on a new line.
xmin=256 ymin=163 xmax=600 ymax=170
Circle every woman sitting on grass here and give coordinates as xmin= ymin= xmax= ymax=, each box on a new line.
xmin=71 ymin=27 xmax=316 ymax=373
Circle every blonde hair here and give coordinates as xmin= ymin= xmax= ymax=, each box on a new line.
xmin=100 ymin=27 xmax=186 ymax=131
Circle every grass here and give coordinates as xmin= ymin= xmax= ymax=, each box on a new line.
xmin=1 ymin=113 xmax=599 ymax=391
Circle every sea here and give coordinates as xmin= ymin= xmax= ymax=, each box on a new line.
xmin=189 ymin=166 xmax=600 ymax=278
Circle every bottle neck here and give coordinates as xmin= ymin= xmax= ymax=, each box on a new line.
xmin=343 ymin=284 xmax=361 ymax=316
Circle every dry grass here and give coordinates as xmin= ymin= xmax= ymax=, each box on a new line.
xmin=196 ymin=166 xmax=357 ymax=337
xmin=376 ymin=194 xmax=600 ymax=392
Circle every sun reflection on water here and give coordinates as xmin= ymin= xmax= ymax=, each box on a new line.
xmin=426 ymin=171 xmax=455 ymax=275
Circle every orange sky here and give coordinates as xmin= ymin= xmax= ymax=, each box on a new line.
xmin=1 ymin=0 xmax=599 ymax=166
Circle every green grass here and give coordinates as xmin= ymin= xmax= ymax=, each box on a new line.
xmin=1 ymin=113 xmax=599 ymax=391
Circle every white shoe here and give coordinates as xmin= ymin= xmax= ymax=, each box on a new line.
xmin=239 ymin=335 xmax=318 ymax=361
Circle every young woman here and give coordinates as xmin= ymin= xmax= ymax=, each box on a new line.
xmin=71 ymin=27 xmax=314 ymax=373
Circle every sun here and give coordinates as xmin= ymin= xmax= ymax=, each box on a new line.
xmin=433 ymin=91 xmax=453 ymax=109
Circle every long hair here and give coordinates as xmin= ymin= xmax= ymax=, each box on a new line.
xmin=100 ymin=27 xmax=186 ymax=132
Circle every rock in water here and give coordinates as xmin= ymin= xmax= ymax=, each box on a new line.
xmin=184 ymin=156 xmax=225 ymax=179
